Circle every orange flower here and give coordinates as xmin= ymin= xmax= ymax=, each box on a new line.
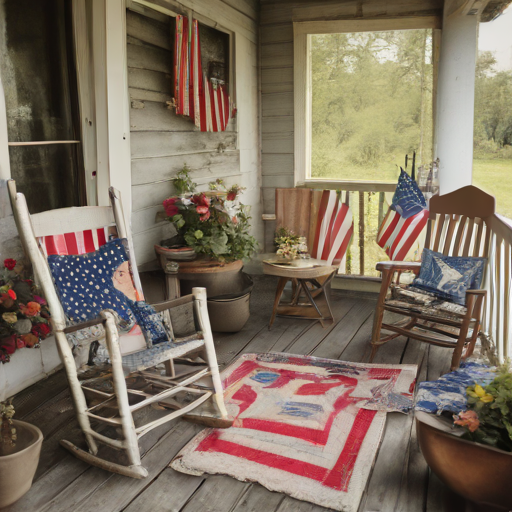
xmin=21 ymin=333 xmax=39 ymax=348
xmin=454 ymin=410 xmax=480 ymax=432
xmin=20 ymin=301 xmax=41 ymax=317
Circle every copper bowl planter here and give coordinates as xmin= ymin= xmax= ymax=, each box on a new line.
xmin=416 ymin=411 xmax=512 ymax=511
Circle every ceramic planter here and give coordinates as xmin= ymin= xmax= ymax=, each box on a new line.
xmin=416 ymin=411 xmax=512 ymax=511
xmin=0 ymin=420 xmax=43 ymax=508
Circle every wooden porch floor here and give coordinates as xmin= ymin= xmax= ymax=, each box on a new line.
xmin=4 ymin=274 xmax=469 ymax=512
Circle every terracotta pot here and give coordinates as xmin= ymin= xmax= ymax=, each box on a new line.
xmin=0 ymin=420 xmax=43 ymax=508
xmin=416 ymin=411 xmax=512 ymax=511
xmin=165 ymin=256 xmax=244 ymax=298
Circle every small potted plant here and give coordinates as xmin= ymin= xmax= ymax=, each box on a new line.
xmin=0 ymin=399 xmax=43 ymax=507
xmin=274 ymin=228 xmax=308 ymax=261
xmin=416 ymin=364 xmax=512 ymax=510
xmin=155 ymin=180 xmax=258 ymax=331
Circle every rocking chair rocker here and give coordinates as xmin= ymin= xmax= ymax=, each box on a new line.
xmin=8 ymin=180 xmax=231 ymax=479
xmin=370 ymin=185 xmax=495 ymax=371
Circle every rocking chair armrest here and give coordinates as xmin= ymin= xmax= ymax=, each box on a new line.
xmin=376 ymin=261 xmax=422 ymax=273
xmin=465 ymin=289 xmax=486 ymax=296
xmin=151 ymin=294 xmax=194 ymax=313
xmin=63 ymin=317 xmax=105 ymax=334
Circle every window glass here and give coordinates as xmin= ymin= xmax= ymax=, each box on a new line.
xmin=310 ymin=29 xmax=434 ymax=181
xmin=0 ymin=0 xmax=83 ymax=213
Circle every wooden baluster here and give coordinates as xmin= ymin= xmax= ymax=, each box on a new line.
xmin=504 ymin=242 xmax=511 ymax=359
xmin=496 ymin=237 xmax=503 ymax=361
xmin=359 ymin=191 xmax=364 ymax=275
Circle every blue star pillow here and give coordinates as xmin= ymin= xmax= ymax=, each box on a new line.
xmin=48 ymin=238 xmax=168 ymax=347
xmin=412 ymin=248 xmax=486 ymax=306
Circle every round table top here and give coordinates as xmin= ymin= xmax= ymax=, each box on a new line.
xmin=262 ymin=259 xmax=337 ymax=279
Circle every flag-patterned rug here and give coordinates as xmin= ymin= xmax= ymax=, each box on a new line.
xmin=171 ymin=353 xmax=417 ymax=511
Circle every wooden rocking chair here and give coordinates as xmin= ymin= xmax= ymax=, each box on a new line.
xmin=8 ymin=180 xmax=230 ymax=479
xmin=370 ymin=185 xmax=495 ymax=371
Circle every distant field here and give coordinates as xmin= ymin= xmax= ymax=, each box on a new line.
xmin=473 ymin=158 xmax=512 ymax=220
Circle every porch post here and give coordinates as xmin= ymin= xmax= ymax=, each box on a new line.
xmin=0 ymin=75 xmax=11 ymax=180
xmin=434 ymin=2 xmax=478 ymax=195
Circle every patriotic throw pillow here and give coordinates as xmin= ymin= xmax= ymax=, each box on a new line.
xmin=411 ymin=248 xmax=486 ymax=305
xmin=48 ymin=239 xmax=168 ymax=348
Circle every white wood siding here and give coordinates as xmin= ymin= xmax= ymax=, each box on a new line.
xmin=127 ymin=6 xmax=261 ymax=269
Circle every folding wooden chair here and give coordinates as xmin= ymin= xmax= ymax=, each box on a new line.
xmin=8 ymin=180 xmax=230 ymax=479
xmin=267 ymin=188 xmax=353 ymax=328
xmin=370 ymin=186 xmax=495 ymax=370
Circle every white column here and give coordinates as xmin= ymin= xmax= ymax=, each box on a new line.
xmin=0 ymin=74 xmax=11 ymax=180
xmin=105 ymin=0 xmax=132 ymax=226
xmin=435 ymin=3 xmax=478 ymax=195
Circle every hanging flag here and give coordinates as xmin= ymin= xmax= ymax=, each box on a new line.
xmin=311 ymin=190 xmax=354 ymax=266
xmin=174 ymin=17 xmax=232 ymax=132
xmin=377 ymin=169 xmax=429 ymax=261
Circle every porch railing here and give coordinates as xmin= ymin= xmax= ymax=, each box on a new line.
xmin=297 ymin=180 xmax=397 ymax=277
xmin=484 ymin=214 xmax=512 ymax=361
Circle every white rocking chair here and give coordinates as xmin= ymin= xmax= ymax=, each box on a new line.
xmin=8 ymin=180 xmax=230 ymax=479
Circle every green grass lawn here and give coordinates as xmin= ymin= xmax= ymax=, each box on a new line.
xmin=473 ymin=158 xmax=512 ymax=220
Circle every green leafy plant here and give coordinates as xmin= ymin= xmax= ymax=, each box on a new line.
xmin=454 ymin=363 xmax=512 ymax=452
xmin=0 ymin=399 xmax=16 ymax=455
xmin=171 ymin=164 xmax=197 ymax=196
xmin=162 ymin=181 xmax=258 ymax=262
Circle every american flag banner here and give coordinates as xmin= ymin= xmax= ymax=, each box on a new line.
xmin=175 ymin=17 xmax=232 ymax=132
xmin=38 ymin=228 xmax=112 ymax=258
xmin=311 ymin=190 xmax=354 ymax=266
xmin=377 ymin=169 xmax=429 ymax=261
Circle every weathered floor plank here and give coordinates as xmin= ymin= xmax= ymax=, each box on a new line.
xmin=8 ymin=275 xmax=462 ymax=512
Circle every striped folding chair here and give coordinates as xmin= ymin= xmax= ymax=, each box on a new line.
xmin=8 ymin=180 xmax=231 ymax=479
xmin=268 ymin=189 xmax=353 ymax=327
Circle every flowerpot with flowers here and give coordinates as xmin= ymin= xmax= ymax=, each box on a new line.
xmin=0 ymin=258 xmax=52 ymax=364
xmin=416 ymin=364 xmax=512 ymax=511
xmin=155 ymin=177 xmax=258 ymax=331
xmin=0 ymin=399 xmax=43 ymax=507
xmin=273 ymin=228 xmax=309 ymax=265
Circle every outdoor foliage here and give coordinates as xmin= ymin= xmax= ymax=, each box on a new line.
xmin=311 ymin=29 xmax=433 ymax=180
xmin=474 ymin=51 xmax=512 ymax=157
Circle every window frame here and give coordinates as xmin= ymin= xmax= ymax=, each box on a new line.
xmin=293 ymin=17 xmax=442 ymax=187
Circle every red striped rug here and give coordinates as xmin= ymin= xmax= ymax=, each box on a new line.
xmin=172 ymin=353 xmax=417 ymax=511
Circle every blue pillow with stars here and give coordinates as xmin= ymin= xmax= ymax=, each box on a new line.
xmin=47 ymin=238 xmax=168 ymax=347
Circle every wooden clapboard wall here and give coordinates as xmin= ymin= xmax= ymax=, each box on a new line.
xmin=127 ymin=4 xmax=259 ymax=269
xmin=259 ymin=0 xmax=444 ymax=246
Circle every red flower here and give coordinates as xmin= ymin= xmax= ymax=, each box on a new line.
xmin=0 ymin=335 xmax=17 ymax=355
xmin=192 ymin=193 xmax=210 ymax=208
xmin=163 ymin=198 xmax=179 ymax=217
xmin=232 ymin=216 xmax=238 ymax=224
xmin=16 ymin=337 xmax=26 ymax=349
xmin=7 ymin=289 xmax=16 ymax=300
xmin=31 ymin=323 xmax=51 ymax=339
xmin=227 ymin=191 xmax=237 ymax=201
xmin=4 ymin=259 xmax=16 ymax=270
xmin=196 ymin=206 xmax=210 ymax=221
